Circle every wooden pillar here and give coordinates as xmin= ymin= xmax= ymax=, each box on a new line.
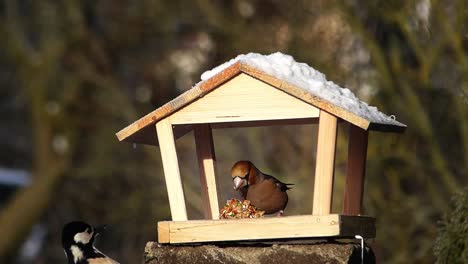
xmin=194 ymin=124 xmax=220 ymax=220
xmin=156 ymin=118 xmax=188 ymax=221
xmin=343 ymin=124 xmax=368 ymax=215
xmin=312 ymin=111 xmax=338 ymax=215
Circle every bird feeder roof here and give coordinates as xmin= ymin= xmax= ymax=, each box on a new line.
xmin=117 ymin=53 xmax=406 ymax=145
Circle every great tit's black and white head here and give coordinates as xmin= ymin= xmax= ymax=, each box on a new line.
xmin=62 ymin=221 xmax=113 ymax=264
xmin=62 ymin=221 xmax=95 ymax=248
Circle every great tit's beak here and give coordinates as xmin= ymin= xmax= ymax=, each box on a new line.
xmin=233 ymin=177 xmax=247 ymax=190
xmin=94 ymin=225 xmax=107 ymax=237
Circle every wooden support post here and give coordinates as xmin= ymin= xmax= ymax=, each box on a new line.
xmin=343 ymin=125 xmax=368 ymax=215
xmin=194 ymin=124 xmax=220 ymax=220
xmin=313 ymin=111 xmax=338 ymax=215
xmin=156 ymin=118 xmax=188 ymax=221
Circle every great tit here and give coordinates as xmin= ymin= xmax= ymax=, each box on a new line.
xmin=62 ymin=221 xmax=119 ymax=264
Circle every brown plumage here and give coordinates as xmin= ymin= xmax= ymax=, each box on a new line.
xmin=87 ymin=258 xmax=119 ymax=264
xmin=231 ymin=160 xmax=292 ymax=215
xmin=88 ymin=258 xmax=119 ymax=264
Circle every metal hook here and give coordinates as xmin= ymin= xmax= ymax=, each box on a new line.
xmin=355 ymin=235 xmax=364 ymax=264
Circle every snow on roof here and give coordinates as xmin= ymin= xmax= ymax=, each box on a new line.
xmin=201 ymin=52 xmax=403 ymax=127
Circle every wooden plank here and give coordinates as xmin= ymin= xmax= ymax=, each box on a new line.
xmin=158 ymin=221 xmax=171 ymax=243
xmin=194 ymin=124 xmax=220 ymax=220
xmin=210 ymin=118 xmax=319 ymax=129
xmin=125 ymin=118 xmax=322 ymax=146
xmin=157 ymin=214 xmax=375 ymax=243
xmin=343 ymin=125 xmax=368 ymax=215
xmin=156 ymin=118 xmax=188 ymax=221
xmin=312 ymin=111 xmax=338 ymax=215
xmin=169 ymin=73 xmax=320 ymax=124
xmin=125 ymin=124 xmax=194 ymax=146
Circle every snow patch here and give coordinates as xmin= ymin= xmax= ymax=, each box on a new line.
xmin=200 ymin=52 xmax=403 ymax=126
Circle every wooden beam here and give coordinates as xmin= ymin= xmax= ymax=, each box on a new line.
xmin=158 ymin=221 xmax=171 ymax=243
xmin=194 ymin=124 xmax=220 ymax=220
xmin=210 ymin=118 xmax=319 ymax=129
xmin=156 ymin=118 xmax=188 ymax=221
xmin=312 ymin=111 xmax=338 ymax=215
xmin=343 ymin=125 xmax=368 ymax=215
xmin=122 ymin=124 xmax=194 ymax=146
xmin=157 ymin=214 xmax=375 ymax=243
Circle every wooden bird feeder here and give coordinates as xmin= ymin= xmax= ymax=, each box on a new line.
xmin=116 ymin=53 xmax=406 ymax=244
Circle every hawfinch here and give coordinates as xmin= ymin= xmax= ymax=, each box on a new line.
xmin=231 ymin=160 xmax=293 ymax=215
xmin=62 ymin=221 xmax=119 ymax=264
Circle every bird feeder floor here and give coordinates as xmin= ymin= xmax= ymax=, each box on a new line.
xmin=157 ymin=214 xmax=375 ymax=244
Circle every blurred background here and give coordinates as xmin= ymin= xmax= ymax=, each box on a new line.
xmin=0 ymin=0 xmax=466 ymax=263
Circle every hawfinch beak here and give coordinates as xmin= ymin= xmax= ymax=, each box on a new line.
xmin=233 ymin=177 xmax=247 ymax=190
